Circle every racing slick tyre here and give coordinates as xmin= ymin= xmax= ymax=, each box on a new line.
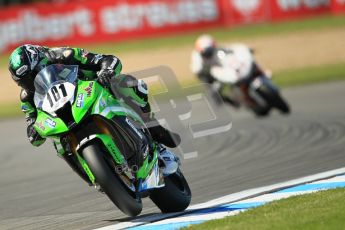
xmin=272 ymin=93 xmax=290 ymax=114
xmin=257 ymin=88 xmax=290 ymax=115
xmin=82 ymin=144 xmax=142 ymax=217
xmin=150 ymin=169 xmax=191 ymax=213
xmin=252 ymin=106 xmax=270 ymax=117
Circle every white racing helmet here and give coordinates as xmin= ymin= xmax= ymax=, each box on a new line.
xmin=195 ymin=34 xmax=216 ymax=59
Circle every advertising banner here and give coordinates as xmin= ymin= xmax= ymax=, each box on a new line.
xmin=221 ymin=0 xmax=270 ymax=25
xmin=331 ymin=0 xmax=345 ymax=14
xmin=0 ymin=0 xmax=222 ymax=53
xmin=0 ymin=0 xmax=338 ymax=54
xmin=269 ymin=0 xmax=331 ymax=20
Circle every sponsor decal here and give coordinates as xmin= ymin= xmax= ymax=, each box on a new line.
xmin=81 ymin=49 xmax=89 ymax=57
xmin=109 ymin=58 xmax=118 ymax=69
xmin=232 ymin=0 xmax=260 ymax=16
xmin=76 ymin=93 xmax=84 ymax=107
xmin=45 ymin=118 xmax=56 ymax=128
xmin=25 ymin=45 xmax=39 ymax=69
xmin=277 ymin=0 xmax=330 ymax=11
xmin=100 ymin=98 xmax=107 ymax=108
xmin=125 ymin=117 xmax=143 ymax=139
xmin=0 ymin=10 xmax=94 ymax=52
xmin=21 ymin=104 xmax=29 ymax=111
xmin=84 ymin=82 xmax=94 ymax=97
xmin=10 ymin=48 xmax=23 ymax=68
xmin=16 ymin=65 xmax=28 ymax=75
xmin=92 ymin=54 xmax=103 ymax=64
xmin=143 ymin=145 xmax=148 ymax=159
xmin=100 ymin=0 xmax=218 ymax=33
xmin=37 ymin=121 xmax=45 ymax=131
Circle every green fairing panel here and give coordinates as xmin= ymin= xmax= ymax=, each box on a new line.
xmin=137 ymin=147 xmax=158 ymax=179
xmin=34 ymin=79 xmax=144 ymax=137
xmin=90 ymin=134 xmax=125 ymax=165
xmin=71 ymin=80 xmax=143 ymax=122
xmin=21 ymin=101 xmax=36 ymax=115
xmin=72 ymin=80 xmax=141 ymax=123
xmin=53 ymin=138 xmax=65 ymax=156
xmin=77 ymin=153 xmax=95 ymax=183
xmin=71 ymin=80 xmax=102 ymax=123
xmin=91 ymin=88 xmax=144 ymax=124
xmin=34 ymin=110 xmax=69 ymax=137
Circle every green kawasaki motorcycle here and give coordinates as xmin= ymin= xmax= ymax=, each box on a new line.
xmin=33 ymin=64 xmax=191 ymax=217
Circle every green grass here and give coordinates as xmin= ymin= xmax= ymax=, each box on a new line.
xmin=178 ymin=62 xmax=345 ymax=89
xmin=273 ymin=62 xmax=345 ymax=87
xmin=184 ymin=188 xmax=345 ymax=230
xmin=1 ymin=14 xmax=345 ymax=67
xmin=176 ymin=62 xmax=345 ymax=95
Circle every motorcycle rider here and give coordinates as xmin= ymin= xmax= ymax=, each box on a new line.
xmin=191 ymin=34 xmax=218 ymax=84
xmin=8 ymin=44 xmax=181 ymax=184
xmin=190 ymin=34 xmax=267 ymax=107
xmin=190 ymin=34 xmax=240 ymax=107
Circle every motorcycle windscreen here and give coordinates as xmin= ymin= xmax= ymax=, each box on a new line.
xmin=33 ymin=64 xmax=78 ymax=115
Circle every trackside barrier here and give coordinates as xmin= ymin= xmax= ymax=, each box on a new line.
xmin=0 ymin=0 xmax=343 ymax=53
xmin=0 ymin=0 xmax=223 ymax=53
xmin=331 ymin=0 xmax=345 ymax=14
xmin=269 ymin=0 xmax=331 ymax=21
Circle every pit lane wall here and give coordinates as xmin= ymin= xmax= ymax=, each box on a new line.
xmin=0 ymin=0 xmax=344 ymax=54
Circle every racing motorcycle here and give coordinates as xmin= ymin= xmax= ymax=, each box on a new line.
xmin=32 ymin=64 xmax=191 ymax=217
xmin=210 ymin=44 xmax=290 ymax=116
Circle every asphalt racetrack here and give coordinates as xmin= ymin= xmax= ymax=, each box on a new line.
xmin=0 ymin=81 xmax=345 ymax=230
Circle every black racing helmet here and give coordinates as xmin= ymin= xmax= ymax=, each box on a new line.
xmin=9 ymin=45 xmax=42 ymax=92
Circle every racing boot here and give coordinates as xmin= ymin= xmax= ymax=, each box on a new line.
xmin=157 ymin=144 xmax=180 ymax=175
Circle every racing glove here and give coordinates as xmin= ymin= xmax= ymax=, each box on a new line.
xmin=97 ymin=69 xmax=115 ymax=88
xmin=26 ymin=117 xmax=46 ymax=147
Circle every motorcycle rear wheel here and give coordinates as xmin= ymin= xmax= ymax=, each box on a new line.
xmin=150 ymin=169 xmax=191 ymax=213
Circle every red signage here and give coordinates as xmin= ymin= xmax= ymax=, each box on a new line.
xmin=269 ymin=0 xmax=331 ymax=21
xmin=221 ymin=0 xmax=270 ymax=25
xmin=0 ymin=0 xmax=341 ymax=54
xmin=331 ymin=0 xmax=345 ymax=14
xmin=219 ymin=0 xmax=332 ymax=25
xmin=0 ymin=0 xmax=222 ymax=53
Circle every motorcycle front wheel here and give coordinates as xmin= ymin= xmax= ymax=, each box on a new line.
xmin=256 ymin=87 xmax=290 ymax=114
xmin=82 ymin=143 xmax=142 ymax=217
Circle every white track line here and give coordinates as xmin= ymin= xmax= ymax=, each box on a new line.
xmin=95 ymin=167 xmax=345 ymax=230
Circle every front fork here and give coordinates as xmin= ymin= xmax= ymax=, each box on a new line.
xmin=57 ymin=132 xmax=162 ymax=192
xmin=53 ymin=137 xmax=95 ymax=184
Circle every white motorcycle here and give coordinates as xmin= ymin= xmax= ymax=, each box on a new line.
xmin=210 ymin=44 xmax=290 ymax=116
